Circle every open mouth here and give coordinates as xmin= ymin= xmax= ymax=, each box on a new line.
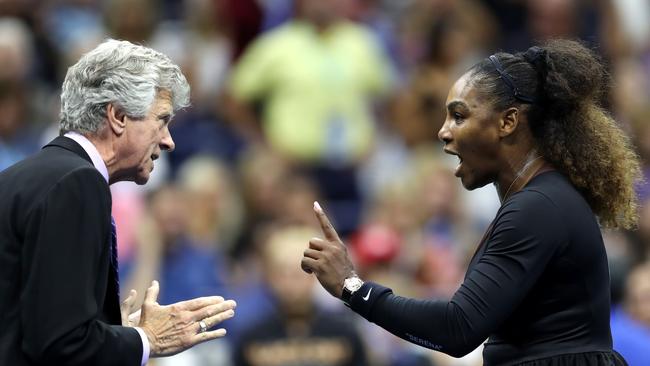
xmin=444 ymin=148 xmax=463 ymax=176
xmin=150 ymin=154 xmax=159 ymax=171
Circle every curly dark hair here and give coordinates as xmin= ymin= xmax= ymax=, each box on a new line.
xmin=468 ymin=39 xmax=641 ymax=229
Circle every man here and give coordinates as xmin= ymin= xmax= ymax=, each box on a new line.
xmin=0 ymin=39 xmax=236 ymax=366
xmin=224 ymin=0 xmax=393 ymax=235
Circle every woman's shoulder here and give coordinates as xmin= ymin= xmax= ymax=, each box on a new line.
xmin=508 ymin=171 xmax=587 ymax=212
xmin=496 ymin=170 xmax=597 ymax=237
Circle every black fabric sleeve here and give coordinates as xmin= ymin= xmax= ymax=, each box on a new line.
xmin=20 ymin=168 xmax=142 ymax=366
xmin=350 ymin=190 xmax=566 ymax=357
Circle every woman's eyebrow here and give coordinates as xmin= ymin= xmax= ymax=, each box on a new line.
xmin=446 ymin=100 xmax=469 ymax=113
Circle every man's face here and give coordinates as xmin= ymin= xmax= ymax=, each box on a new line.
xmin=298 ymin=0 xmax=346 ymax=25
xmin=117 ymin=90 xmax=175 ymax=185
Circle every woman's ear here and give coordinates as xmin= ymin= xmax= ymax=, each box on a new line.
xmin=498 ymin=107 xmax=520 ymax=138
xmin=106 ymin=103 xmax=126 ymax=136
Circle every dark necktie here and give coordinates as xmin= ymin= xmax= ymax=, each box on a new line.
xmin=109 ymin=216 xmax=120 ymax=296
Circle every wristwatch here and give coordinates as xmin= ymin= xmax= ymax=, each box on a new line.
xmin=341 ymin=275 xmax=364 ymax=307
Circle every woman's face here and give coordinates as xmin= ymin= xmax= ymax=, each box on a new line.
xmin=438 ymin=73 xmax=502 ymax=190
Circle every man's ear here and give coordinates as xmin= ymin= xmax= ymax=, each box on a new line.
xmin=107 ymin=103 xmax=126 ymax=136
xmin=498 ymin=107 xmax=519 ymax=138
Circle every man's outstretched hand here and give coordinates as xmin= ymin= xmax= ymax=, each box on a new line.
xmin=301 ymin=201 xmax=356 ymax=299
xmin=136 ymin=281 xmax=236 ymax=357
xmin=120 ymin=289 xmax=141 ymax=327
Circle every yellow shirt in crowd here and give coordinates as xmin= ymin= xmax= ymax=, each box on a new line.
xmin=230 ymin=20 xmax=393 ymax=164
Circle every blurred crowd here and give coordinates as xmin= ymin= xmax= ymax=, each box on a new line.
xmin=1 ymin=0 xmax=649 ymax=365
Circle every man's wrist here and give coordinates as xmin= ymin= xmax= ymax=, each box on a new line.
xmin=134 ymin=327 xmax=150 ymax=366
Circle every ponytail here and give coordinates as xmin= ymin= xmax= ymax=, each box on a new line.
xmin=470 ymin=39 xmax=641 ymax=228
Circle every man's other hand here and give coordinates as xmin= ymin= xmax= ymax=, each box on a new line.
xmin=137 ymin=280 xmax=236 ymax=357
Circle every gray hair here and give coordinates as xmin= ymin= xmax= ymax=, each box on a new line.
xmin=59 ymin=39 xmax=190 ymax=134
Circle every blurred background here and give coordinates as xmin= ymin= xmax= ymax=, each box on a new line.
xmin=1 ymin=0 xmax=649 ymax=365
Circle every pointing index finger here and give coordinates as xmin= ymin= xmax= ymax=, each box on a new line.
xmin=313 ymin=201 xmax=340 ymax=241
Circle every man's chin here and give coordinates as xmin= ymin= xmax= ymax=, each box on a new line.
xmin=134 ymin=174 xmax=150 ymax=185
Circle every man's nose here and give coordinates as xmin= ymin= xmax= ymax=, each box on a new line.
xmin=161 ymin=127 xmax=175 ymax=152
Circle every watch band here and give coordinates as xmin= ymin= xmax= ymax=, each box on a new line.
xmin=341 ymin=276 xmax=364 ymax=307
xmin=341 ymin=286 xmax=354 ymax=307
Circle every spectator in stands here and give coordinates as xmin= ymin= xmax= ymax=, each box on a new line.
xmin=611 ymin=263 xmax=650 ymax=365
xmin=233 ymin=225 xmax=368 ymax=366
xmin=224 ymin=0 xmax=393 ymax=235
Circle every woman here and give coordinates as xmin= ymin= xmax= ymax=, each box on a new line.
xmin=301 ymin=40 xmax=640 ymax=365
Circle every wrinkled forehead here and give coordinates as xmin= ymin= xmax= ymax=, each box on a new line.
xmin=150 ymin=90 xmax=173 ymax=112
xmin=155 ymin=89 xmax=172 ymax=103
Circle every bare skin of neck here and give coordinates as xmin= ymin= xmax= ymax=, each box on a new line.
xmin=495 ymin=116 xmax=549 ymax=203
xmin=84 ymin=104 xmax=128 ymax=185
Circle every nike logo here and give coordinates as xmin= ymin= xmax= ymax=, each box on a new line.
xmin=362 ymin=288 xmax=372 ymax=301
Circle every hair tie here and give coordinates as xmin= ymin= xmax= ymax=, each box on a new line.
xmin=523 ymin=46 xmax=548 ymax=77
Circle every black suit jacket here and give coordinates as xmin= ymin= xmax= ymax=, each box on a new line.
xmin=0 ymin=136 xmax=142 ymax=365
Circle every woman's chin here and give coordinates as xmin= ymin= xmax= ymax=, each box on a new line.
xmin=460 ymin=175 xmax=490 ymax=191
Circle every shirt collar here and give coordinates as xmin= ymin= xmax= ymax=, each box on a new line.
xmin=63 ymin=131 xmax=109 ymax=183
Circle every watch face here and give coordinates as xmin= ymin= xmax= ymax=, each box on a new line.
xmin=344 ymin=277 xmax=364 ymax=292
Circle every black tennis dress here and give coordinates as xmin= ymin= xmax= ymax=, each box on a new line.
xmin=349 ymin=171 xmax=627 ymax=365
